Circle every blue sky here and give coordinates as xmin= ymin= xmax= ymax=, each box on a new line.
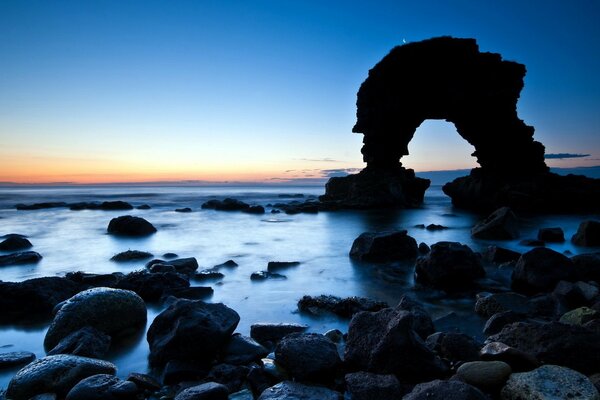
xmin=0 ymin=0 xmax=598 ymax=182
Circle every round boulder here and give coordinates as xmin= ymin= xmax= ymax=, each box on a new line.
xmin=107 ymin=215 xmax=156 ymax=236
xmin=0 ymin=235 xmax=32 ymax=251
xmin=65 ymin=374 xmax=138 ymax=400
xmin=349 ymin=230 xmax=418 ymax=262
xmin=44 ymin=287 xmax=147 ymax=349
xmin=471 ymin=206 xmax=519 ymax=240
xmin=403 ymin=379 xmax=487 ymax=400
xmin=274 ymin=333 xmax=341 ymax=382
xmin=456 ymin=361 xmax=512 ymax=390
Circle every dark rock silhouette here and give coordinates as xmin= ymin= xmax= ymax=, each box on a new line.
xmin=320 ymin=36 xmax=600 ymax=212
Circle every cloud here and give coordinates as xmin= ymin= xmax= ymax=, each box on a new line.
xmin=545 ymin=153 xmax=590 ymax=159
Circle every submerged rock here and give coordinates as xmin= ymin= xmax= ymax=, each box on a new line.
xmin=297 ymin=294 xmax=388 ymax=318
xmin=107 ymin=215 xmax=157 ymax=236
xmin=175 ymin=207 xmax=192 ymax=213
xmin=266 ymin=261 xmax=300 ymax=272
xmin=146 ymin=257 xmax=199 ymax=275
xmin=471 ymin=207 xmax=519 ymax=240
xmin=65 ymin=374 xmax=138 ymax=400
xmin=0 ymin=351 xmax=36 ymax=369
xmin=110 ymin=250 xmax=153 ymax=262
xmin=69 ymin=201 xmax=133 ymax=211
xmin=349 ymin=230 xmax=418 ymax=262
xmin=250 ymin=271 xmax=286 ymax=281
xmin=572 ymin=220 xmax=600 ymax=247
xmin=202 ymin=198 xmax=251 ymax=211
xmin=0 ymin=251 xmax=42 ymax=266
xmin=15 ymin=202 xmax=68 ymax=210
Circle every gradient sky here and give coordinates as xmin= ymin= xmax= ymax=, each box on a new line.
xmin=1 ymin=0 xmax=599 ymax=183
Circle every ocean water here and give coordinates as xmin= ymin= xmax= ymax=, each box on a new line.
xmin=0 ymin=184 xmax=598 ymax=388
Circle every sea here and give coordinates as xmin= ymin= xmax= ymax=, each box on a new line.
xmin=0 ymin=183 xmax=598 ymax=388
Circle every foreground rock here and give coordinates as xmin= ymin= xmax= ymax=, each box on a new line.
xmin=147 ymin=299 xmax=240 ymax=365
xmin=415 ymin=242 xmax=485 ymax=290
xmin=0 ymin=251 xmax=42 ymax=266
xmin=107 ymin=215 xmax=157 ymax=236
xmin=479 ymin=342 xmax=540 ymax=372
xmin=0 ymin=235 xmax=32 ymax=251
xmin=426 ymin=332 xmax=480 ymax=364
xmin=110 ymin=250 xmax=153 ymax=262
xmin=65 ymin=374 xmax=138 ymax=400
xmin=44 ymin=287 xmax=147 ymax=349
xmin=403 ymin=379 xmax=486 ymax=400
xmin=456 ymin=361 xmax=511 ymax=390
xmin=47 ymin=327 xmax=111 ymax=359
xmin=6 ymin=355 xmax=116 ymax=400
xmin=116 ymin=270 xmax=190 ymax=301
xmin=501 ymin=365 xmax=599 ymax=400
xmin=174 ymin=382 xmax=229 ymax=400
xmin=250 ymin=323 xmax=307 ymax=347
xmin=349 ymin=230 xmax=418 ymax=262
xmin=222 ymin=334 xmax=268 ymax=365
xmin=344 ymin=372 xmax=409 ymax=400
xmin=258 ymin=381 xmax=341 ymax=400
xmin=0 ymin=352 xmax=36 ymax=369
xmin=511 ymin=247 xmax=574 ymax=294
xmin=297 ymin=295 xmax=388 ymax=318
xmin=572 ymin=220 xmax=600 ymax=247
xmin=146 ymin=257 xmax=199 ymax=275
xmin=275 ymin=333 xmax=341 ymax=382
xmin=471 ymin=207 xmax=519 ymax=240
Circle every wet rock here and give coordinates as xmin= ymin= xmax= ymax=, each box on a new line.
xmin=174 ymin=382 xmax=228 ymax=400
xmin=117 ymin=270 xmax=190 ymax=301
xmin=147 ymin=299 xmax=240 ymax=365
xmin=512 ymin=247 xmax=574 ymax=294
xmin=16 ymin=202 xmax=68 ymax=210
xmin=456 ymin=361 xmax=511 ymax=390
xmin=297 ymin=294 xmax=388 ymax=318
xmin=222 ymin=334 xmax=268 ymax=365
xmin=261 ymin=358 xmax=289 ymax=382
xmin=479 ymin=342 xmax=539 ymax=372
xmin=349 ymin=230 xmax=418 ymax=262
xmin=482 ymin=246 xmax=521 ymax=264
xmin=257 ymin=381 xmax=341 ymax=400
xmin=345 ymin=372 xmax=409 ymax=400
xmin=489 ymin=321 xmax=600 ymax=374
xmin=0 ymin=277 xmax=84 ymax=324
xmin=244 ymin=205 xmax=265 ymax=214
xmin=414 ymin=242 xmax=485 ymax=290
xmin=0 ymin=251 xmax=42 ymax=266
xmin=266 ymin=261 xmax=300 ymax=272
xmin=519 ymin=238 xmax=545 ymax=247
xmin=65 ymin=271 xmax=123 ymax=288
xmin=501 ymin=365 xmax=600 ymax=400
xmin=572 ymin=252 xmax=600 ymax=282
xmin=538 ymin=227 xmax=565 ymax=242
xmin=426 ymin=332 xmax=481 ymax=364
xmin=345 ymin=307 xmax=447 ymax=382
xmin=274 ymin=333 xmax=340 ymax=382
xmin=396 ymin=295 xmax=435 ymax=339
xmin=162 ymin=360 xmax=210 ymax=385
xmin=166 ymin=286 xmax=213 ymax=301
xmin=250 ymin=271 xmax=287 ymax=281
xmin=126 ymin=372 xmax=161 ymax=392
xmin=0 ymin=236 xmax=32 ymax=251
xmin=213 ymin=260 xmax=238 ymax=269
xmin=6 ymin=355 xmax=116 ymax=400
xmin=554 ymin=280 xmax=600 ymax=308
xmin=194 ymin=270 xmax=225 ymax=281
xmin=107 ymin=215 xmax=156 ymax=236
xmin=483 ymin=311 xmax=527 ymax=336
xmin=229 ymin=389 xmax=254 ymax=400
xmin=560 ymin=306 xmax=599 ymax=325
xmin=418 ymin=242 xmax=430 ymax=254
xmin=137 ymin=204 xmax=151 ymax=210
xmin=0 ymin=351 xmax=36 ymax=369
xmin=147 ymin=257 xmax=199 ymax=275
xmin=572 ymin=220 xmax=600 ymax=247
xmin=250 ymin=323 xmax=307 ymax=347
xmin=69 ymin=201 xmax=133 ymax=211
xmin=202 ymin=198 xmax=250 ymax=211
xmin=471 ymin=207 xmax=519 ymax=240
xmin=149 ymin=263 xmax=177 ymax=273
xmin=426 ymin=224 xmax=448 ymax=231
xmin=324 ymin=329 xmax=343 ymax=343
xmin=44 ymin=287 xmax=147 ymax=349
xmin=110 ymin=250 xmax=153 ymax=262
xmin=403 ymin=379 xmax=487 ymax=400
xmin=65 ymin=374 xmax=138 ymax=400
xmin=47 ymin=327 xmax=111 ymax=359
xmin=175 ymin=207 xmax=192 ymax=213
xmin=203 ymin=364 xmax=249 ymax=393
xmin=474 ymin=292 xmax=531 ymax=318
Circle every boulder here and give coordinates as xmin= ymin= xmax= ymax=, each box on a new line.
xmin=244 ymin=205 xmax=265 ymax=214
xmin=414 ymin=242 xmax=485 ymax=290
xmin=0 ymin=235 xmax=32 ymax=251
xmin=44 ymin=287 xmax=146 ymax=349
xmin=479 ymin=342 xmax=539 ymax=372
xmin=201 ymin=198 xmax=250 ymax=211
xmin=396 ymin=295 xmax=435 ymax=339
xmin=344 ymin=372 xmax=409 ymax=400
xmin=560 ymin=307 xmax=599 ymax=325
xmin=572 ymin=220 xmax=600 ymax=247
xmin=116 ymin=270 xmax=190 ymax=301
xmin=501 ymin=365 xmax=600 ymax=400
xmin=537 ymin=227 xmax=565 ymax=242
xmin=106 ymin=215 xmax=156 ymax=236
xmin=403 ymin=379 xmax=487 ymax=400
xmin=425 ymin=332 xmax=481 ymax=364
xmin=203 ymin=364 xmax=250 ymax=393
xmin=126 ymin=373 xmax=160 ymax=392
xmin=147 ymin=257 xmax=199 ymax=275
xmin=266 ymin=261 xmax=300 ymax=272
xmin=15 ymin=202 xmax=67 ymax=210
xmin=6 ymin=355 xmax=116 ymax=400
xmin=69 ymin=201 xmax=133 ymax=211
xmin=349 ymin=230 xmax=418 ymax=262
xmin=511 ymin=247 xmax=574 ymax=294
xmin=110 ymin=250 xmax=153 ymax=262
xmin=166 ymin=286 xmax=213 ymax=301
xmin=250 ymin=271 xmax=286 ymax=281
xmin=471 ymin=207 xmax=519 ymax=240
xmin=456 ymin=361 xmax=512 ymax=390
xmin=297 ymin=295 xmax=388 ymax=318
xmin=482 ymin=246 xmax=521 ymax=264
xmin=418 ymin=242 xmax=430 ymax=254
xmin=474 ymin=292 xmax=531 ymax=318
xmin=0 ymin=351 xmax=36 ymax=369
xmin=47 ymin=327 xmax=111 ymax=359
xmin=174 ymin=382 xmax=229 ymax=400
xmin=250 ymin=323 xmax=307 ymax=346
xmin=554 ymin=280 xmax=599 ymax=308
xmin=483 ymin=311 xmax=527 ymax=336
xmin=257 ymin=381 xmax=341 ymax=400
xmin=147 ymin=299 xmax=240 ymax=365
xmin=572 ymin=252 xmax=600 ymax=282
xmin=0 ymin=251 xmax=42 ymax=266
xmin=274 ymin=333 xmax=340 ymax=382
xmin=222 ymin=334 xmax=268 ymax=365
xmin=64 ymin=271 xmax=122 ymax=288
xmin=65 ymin=374 xmax=138 ymax=400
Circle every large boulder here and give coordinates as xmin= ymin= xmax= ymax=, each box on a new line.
xmin=44 ymin=287 xmax=147 ymax=349
xmin=107 ymin=215 xmax=156 ymax=236
xmin=250 ymin=323 xmax=307 ymax=347
xmin=0 ymin=235 xmax=32 ymax=251
xmin=501 ymin=365 xmax=600 ymax=400
xmin=344 ymin=307 xmax=447 ymax=382
xmin=274 ymin=333 xmax=341 ymax=382
xmin=403 ymin=379 xmax=487 ymax=400
xmin=6 ymin=355 xmax=116 ymax=400
xmin=572 ymin=220 xmax=600 ymax=247
xmin=65 ymin=374 xmax=138 ymax=400
xmin=147 ymin=299 xmax=240 ymax=365
xmin=116 ymin=270 xmax=190 ymax=301
xmin=349 ymin=230 xmax=418 ymax=262
xmin=471 ymin=207 xmax=519 ymax=240
xmin=258 ymin=381 xmax=341 ymax=400
xmin=511 ymin=248 xmax=574 ymax=294
xmin=415 ymin=242 xmax=485 ymax=290
xmin=0 ymin=251 xmax=42 ymax=266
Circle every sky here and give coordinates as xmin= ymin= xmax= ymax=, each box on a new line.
xmin=0 ymin=0 xmax=599 ymax=183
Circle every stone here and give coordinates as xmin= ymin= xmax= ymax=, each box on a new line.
xmin=572 ymin=253 xmax=600 ymax=282
xmin=266 ymin=261 xmax=300 ymax=272
xmin=471 ymin=207 xmax=519 ymax=240
xmin=482 ymin=246 xmax=521 ymax=264
xmin=116 ymin=270 xmax=190 ymax=301
xmin=250 ymin=271 xmax=287 ymax=281
xmin=126 ymin=372 xmax=160 ymax=392
xmin=6 ymin=355 xmax=116 ymax=400
xmin=474 ymin=292 xmax=531 ymax=318
xmin=324 ymin=329 xmax=343 ymax=343
xmin=147 ymin=299 xmax=240 ymax=365
xmin=344 ymin=372 xmax=409 ymax=400
xmin=425 ymin=332 xmax=481 ymax=364
xmin=44 ymin=287 xmax=147 ymax=349
xmin=146 ymin=257 xmax=199 ymax=275
xmin=213 ymin=260 xmax=238 ymax=269
xmin=229 ymin=389 xmax=254 ymax=400
xmin=403 ymin=379 xmax=487 ymax=400
xmin=456 ymin=361 xmax=512 ymax=389
xmin=572 ymin=220 xmax=600 ymax=247
xmin=47 ymin=327 xmax=111 ymax=359
xmin=203 ymin=364 xmax=249 ymax=393
xmin=501 ymin=365 xmax=600 ymax=400
xmin=257 ymin=381 xmax=341 ymax=400
xmin=554 ymin=280 xmax=600 ymax=308
xmin=0 ymin=236 xmax=32 ymax=251
xmin=65 ymin=374 xmax=138 ymax=400
xmin=201 ymin=198 xmax=250 ymax=212
xmin=175 ymin=207 xmax=192 ymax=212
xmin=519 ymin=238 xmax=545 ymax=247
xmin=560 ymin=307 xmax=599 ymax=325
xmin=222 ymin=334 xmax=268 ymax=365
xmin=250 ymin=323 xmax=308 ymax=346
xmin=0 ymin=251 xmax=42 ymax=266
xmin=110 ymin=250 xmax=153 ymax=262
xmin=349 ymin=230 xmax=418 ymax=262
xmin=414 ymin=241 xmax=485 ymax=290
xmin=137 ymin=204 xmax=151 ymax=209
xmin=15 ymin=202 xmax=67 ymax=210
xmin=106 ymin=215 xmax=156 ymax=236
xmin=195 ymin=270 xmax=225 ymax=281
xmin=162 ymin=360 xmax=210 ymax=385
xmin=261 ymin=358 xmax=289 ymax=382
xmin=479 ymin=342 xmax=539 ymax=372
xmin=166 ymin=286 xmax=214 ymax=301
xmin=418 ymin=242 xmax=430 ymax=254
xmin=297 ymin=294 xmax=388 ymax=318
xmin=396 ymin=295 xmax=435 ymax=339
xmin=69 ymin=201 xmax=133 ymax=211
xmin=274 ymin=333 xmax=340 ymax=382
xmin=344 ymin=307 xmax=447 ymax=382
xmin=174 ymin=382 xmax=229 ymax=400
xmin=483 ymin=311 xmax=527 ymax=336
xmin=64 ymin=271 xmax=122 ymax=288
xmin=512 ymin=247 xmax=574 ymax=294
xmin=538 ymin=227 xmax=565 ymax=242
xmin=244 ymin=205 xmax=265 ymax=214
xmin=0 ymin=351 xmax=36 ymax=369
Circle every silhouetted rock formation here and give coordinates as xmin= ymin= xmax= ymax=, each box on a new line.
xmin=321 ymin=36 xmax=600 ymax=212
